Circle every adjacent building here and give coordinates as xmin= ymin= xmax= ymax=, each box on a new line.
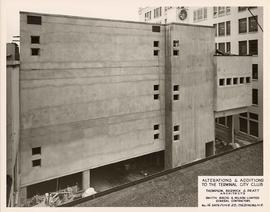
xmin=139 ymin=6 xmax=263 ymax=142
xmin=7 ymin=11 xmax=253 ymax=206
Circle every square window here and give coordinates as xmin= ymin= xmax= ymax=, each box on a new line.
xmin=154 ymin=84 xmax=159 ymax=91
xmin=152 ymin=25 xmax=160 ymax=32
xmin=240 ymin=77 xmax=244 ymax=84
xmin=32 ymin=147 xmax=41 ymax=155
xmin=233 ymin=78 xmax=238 ymax=85
xmin=239 ymin=41 xmax=247 ymax=55
xmin=173 ymin=40 xmax=179 ymax=47
xmin=173 ymin=94 xmax=179 ymax=100
xmin=173 ymin=50 xmax=179 ymax=56
xmin=154 ymin=124 xmax=159 ymax=130
xmin=252 ymin=64 xmax=258 ymax=80
xmin=153 ymin=41 xmax=159 ymax=47
xmin=154 ymin=133 xmax=159 ymax=139
xmin=154 ymin=94 xmax=159 ymax=100
xmin=153 ymin=50 xmax=159 ymax=56
xmin=249 ymin=40 xmax=258 ymax=55
xmin=31 ymin=36 xmax=40 ymax=44
xmin=246 ymin=77 xmax=251 ymax=83
xmin=219 ymin=79 xmax=225 ymax=86
xmin=174 ymin=125 xmax=179 ymax=131
xmin=173 ymin=85 xmax=179 ymax=91
xmin=27 ymin=15 xmax=42 ymax=25
xmin=32 ymin=159 xmax=41 ymax=167
xmin=31 ymin=48 xmax=40 ymax=56
xmin=174 ymin=135 xmax=179 ymax=141
xmin=226 ymin=78 xmax=232 ymax=85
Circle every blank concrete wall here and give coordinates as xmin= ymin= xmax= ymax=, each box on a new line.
xmin=20 ymin=12 xmax=165 ymax=186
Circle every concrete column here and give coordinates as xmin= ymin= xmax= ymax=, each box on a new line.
xmin=19 ymin=187 xmax=27 ymax=206
xmin=231 ymin=115 xmax=235 ymax=144
xmin=82 ymin=170 xmax=90 ymax=190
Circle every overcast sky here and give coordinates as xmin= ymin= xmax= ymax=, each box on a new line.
xmin=5 ymin=0 xmax=143 ymax=42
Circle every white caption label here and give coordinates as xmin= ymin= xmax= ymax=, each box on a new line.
xmin=198 ymin=176 xmax=264 ymax=207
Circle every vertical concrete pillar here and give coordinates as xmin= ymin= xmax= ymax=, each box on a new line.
xmin=82 ymin=170 xmax=90 ymax=190
xmin=19 ymin=187 xmax=27 ymax=206
xmin=231 ymin=115 xmax=235 ymax=144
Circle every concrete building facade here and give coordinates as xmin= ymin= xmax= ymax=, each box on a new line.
xmin=12 ymin=11 xmax=252 ymax=205
xmin=139 ymin=6 xmax=263 ymax=142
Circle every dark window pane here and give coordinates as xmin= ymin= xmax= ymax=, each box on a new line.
xmin=154 ymin=124 xmax=159 ymax=130
xmin=218 ymin=117 xmax=226 ymax=125
xmin=239 ymin=18 xmax=247 ymax=33
xmin=226 ymin=42 xmax=231 ymax=53
xmin=174 ymin=125 xmax=179 ymax=131
xmin=238 ymin=7 xmax=247 ymax=12
xmin=226 ymin=21 xmax=231 ymax=35
xmin=219 ymin=79 xmax=225 ymax=86
xmin=252 ymin=64 xmax=258 ymax=79
xmin=218 ymin=42 xmax=225 ymax=53
xmin=252 ymin=89 xmax=258 ymax=105
xmin=249 ymin=120 xmax=258 ymax=137
xmin=249 ymin=40 xmax=258 ymax=55
xmin=249 ymin=16 xmax=258 ymax=32
xmin=31 ymin=36 xmax=40 ymax=44
xmin=249 ymin=112 xmax=258 ymax=120
xmin=152 ymin=25 xmax=160 ymax=32
xmin=32 ymin=159 xmax=41 ymax=167
xmin=153 ymin=41 xmax=159 ymax=47
xmin=213 ymin=24 xmax=217 ymax=36
xmin=240 ymin=112 xmax=248 ymax=117
xmin=31 ymin=48 xmax=40 ymax=56
xmin=27 ymin=15 xmax=42 ymax=25
xmin=239 ymin=41 xmax=247 ymax=55
xmin=32 ymin=147 xmax=41 ymax=155
xmin=218 ymin=22 xmax=225 ymax=36
xmin=239 ymin=118 xmax=248 ymax=133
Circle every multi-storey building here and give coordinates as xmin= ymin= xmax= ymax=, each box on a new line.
xmin=139 ymin=6 xmax=263 ymax=142
xmin=7 ymin=11 xmax=252 ymax=206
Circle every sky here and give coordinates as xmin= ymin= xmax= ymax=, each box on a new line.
xmin=5 ymin=0 xmax=142 ymax=42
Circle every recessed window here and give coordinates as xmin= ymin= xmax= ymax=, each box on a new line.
xmin=233 ymin=78 xmax=238 ymax=85
xmin=32 ymin=159 xmax=41 ymax=167
xmin=226 ymin=42 xmax=231 ymax=53
xmin=252 ymin=64 xmax=258 ymax=80
xmin=246 ymin=77 xmax=251 ymax=83
xmin=174 ymin=125 xmax=179 ymax=132
xmin=218 ymin=117 xmax=226 ymax=126
xmin=173 ymin=40 xmax=179 ymax=47
xmin=218 ymin=43 xmax=225 ymax=53
xmin=218 ymin=22 xmax=225 ymax=36
xmin=240 ymin=77 xmax=244 ymax=84
xmin=154 ymin=84 xmax=159 ymax=91
xmin=154 ymin=133 xmax=159 ymax=139
xmin=31 ymin=48 xmax=40 ymax=56
xmin=249 ymin=16 xmax=258 ymax=32
xmin=226 ymin=21 xmax=231 ymax=35
xmin=27 ymin=15 xmax=42 ymax=25
xmin=31 ymin=36 xmax=40 ymax=44
xmin=226 ymin=78 xmax=232 ymax=85
xmin=239 ymin=41 xmax=247 ymax=55
xmin=219 ymin=79 xmax=225 ymax=86
xmin=152 ymin=25 xmax=160 ymax=32
xmin=249 ymin=40 xmax=258 ymax=55
xmin=153 ymin=50 xmax=159 ymax=56
xmin=239 ymin=112 xmax=248 ymax=117
xmin=154 ymin=124 xmax=159 ymax=130
xmin=249 ymin=112 xmax=258 ymax=120
xmin=252 ymin=89 xmax=258 ymax=105
xmin=173 ymin=94 xmax=179 ymax=100
xmin=32 ymin=147 xmax=41 ymax=155
xmin=173 ymin=85 xmax=179 ymax=91
xmin=154 ymin=94 xmax=159 ymax=100
xmin=173 ymin=50 xmax=179 ymax=56
xmin=239 ymin=117 xmax=248 ymax=133
xmin=249 ymin=120 xmax=258 ymax=137
xmin=173 ymin=135 xmax=179 ymax=141
xmin=153 ymin=41 xmax=159 ymax=47
xmin=239 ymin=18 xmax=247 ymax=33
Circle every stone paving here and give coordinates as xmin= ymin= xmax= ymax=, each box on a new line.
xmin=77 ymin=143 xmax=263 ymax=207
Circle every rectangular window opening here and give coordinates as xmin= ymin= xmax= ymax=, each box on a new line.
xmin=226 ymin=78 xmax=232 ymax=85
xmin=252 ymin=64 xmax=258 ymax=80
xmin=31 ymin=36 xmax=40 ymax=44
xmin=153 ymin=41 xmax=159 ymax=47
xmin=154 ymin=94 xmax=159 ymax=100
xmin=246 ymin=77 xmax=251 ymax=83
xmin=32 ymin=147 xmax=41 ymax=155
xmin=240 ymin=77 xmax=245 ymax=84
xmin=173 ymin=135 xmax=179 ymax=141
xmin=252 ymin=89 xmax=258 ymax=105
xmin=31 ymin=48 xmax=40 ymax=56
xmin=154 ymin=124 xmax=159 ymax=130
xmin=154 ymin=84 xmax=159 ymax=91
xmin=219 ymin=79 xmax=225 ymax=86
xmin=174 ymin=125 xmax=179 ymax=132
xmin=173 ymin=85 xmax=179 ymax=91
xmin=32 ymin=159 xmax=41 ymax=167
xmin=153 ymin=50 xmax=159 ymax=56
xmin=154 ymin=133 xmax=159 ymax=139
xmin=173 ymin=40 xmax=179 ymax=47
xmin=173 ymin=50 xmax=179 ymax=56
xmin=152 ymin=25 xmax=161 ymax=32
xmin=27 ymin=15 xmax=42 ymax=25
xmin=173 ymin=94 xmax=179 ymax=100
xmin=233 ymin=78 xmax=238 ymax=85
